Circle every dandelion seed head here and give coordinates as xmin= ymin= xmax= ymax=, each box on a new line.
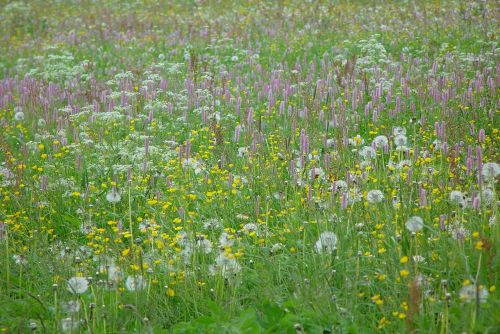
xmin=315 ymin=231 xmax=338 ymax=254
xmin=67 ymin=277 xmax=89 ymax=294
xmin=405 ymin=216 xmax=424 ymax=233
xmin=366 ymin=189 xmax=384 ymax=203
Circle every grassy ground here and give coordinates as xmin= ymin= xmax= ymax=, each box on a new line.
xmin=0 ymin=0 xmax=499 ymax=333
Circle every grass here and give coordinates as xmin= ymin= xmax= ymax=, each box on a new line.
xmin=0 ymin=0 xmax=499 ymax=333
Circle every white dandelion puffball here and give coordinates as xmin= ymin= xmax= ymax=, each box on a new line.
xmin=481 ymin=162 xmax=500 ymax=180
xmin=203 ymin=218 xmax=222 ymax=230
xmin=481 ymin=188 xmax=495 ymax=204
xmin=61 ymin=300 xmax=81 ymax=314
xmin=449 ymin=190 xmax=466 ymax=206
xmin=106 ymin=191 xmax=121 ymax=203
xmin=219 ymin=232 xmax=234 ymax=247
xmin=393 ymin=126 xmax=406 ymax=136
xmin=394 ymin=134 xmax=408 ymax=147
xmin=310 ymin=167 xmax=325 ymax=180
xmin=270 ymin=243 xmax=285 ymax=254
xmin=196 ymin=238 xmax=213 ymax=254
xmin=215 ymin=253 xmax=241 ymax=277
xmin=366 ymin=189 xmax=384 ymax=203
xmin=334 ymin=180 xmax=348 ymax=192
xmin=405 ymin=216 xmax=424 ymax=233
xmin=100 ymin=263 xmax=121 ymax=283
xmin=373 ymin=135 xmax=388 ymax=148
xmin=459 ymin=285 xmax=489 ymax=303
xmin=14 ymin=111 xmax=25 ymax=121
xmin=237 ymin=147 xmax=249 ymax=157
xmin=359 ymin=146 xmax=376 ymax=160
xmin=67 ymin=277 xmax=89 ymax=294
xmin=315 ymin=231 xmax=338 ymax=253
xmin=60 ymin=318 xmax=79 ymax=333
xmin=125 ymin=275 xmax=146 ymax=291
xmin=242 ymin=223 xmax=259 ymax=234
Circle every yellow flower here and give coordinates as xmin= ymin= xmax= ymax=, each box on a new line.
xmin=166 ymin=288 xmax=175 ymax=297
xmin=400 ymin=269 xmax=410 ymax=277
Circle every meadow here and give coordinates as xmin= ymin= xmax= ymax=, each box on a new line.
xmin=0 ymin=0 xmax=499 ymax=332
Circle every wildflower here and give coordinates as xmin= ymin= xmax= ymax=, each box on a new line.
xmin=125 ymin=275 xmax=146 ymax=291
xmin=315 ymin=231 xmax=338 ymax=253
xmin=203 ymin=218 xmax=222 ymax=230
xmin=333 ymin=180 xmax=348 ymax=193
xmin=412 ymin=255 xmax=425 ymax=263
xmin=196 ymin=236 xmax=213 ymax=254
xmin=100 ymin=263 xmax=121 ymax=283
xmin=219 ymin=232 xmax=234 ymax=247
xmin=106 ymin=190 xmax=121 ymax=203
xmin=371 ymin=294 xmax=383 ymax=305
xmin=60 ymin=318 xmax=78 ymax=333
xmin=348 ymin=135 xmax=364 ymax=146
xmin=449 ymin=190 xmax=466 ymax=206
xmin=405 ymin=216 xmax=424 ymax=233
xmin=214 ymin=253 xmax=241 ymax=277
xmin=359 ymin=146 xmax=376 ymax=160
xmin=310 ymin=167 xmax=325 ymax=180
xmin=61 ymin=300 xmax=80 ymax=313
xmin=237 ymin=147 xmax=249 ymax=157
xmin=481 ymin=188 xmax=495 ymax=204
xmin=447 ymin=222 xmax=470 ymax=241
xmin=14 ymin=107 xmax=24 ymax=121
xmin=459 ymin=285 xmax=488 ymax=303
xmin=373 ymin=135 xmax=388 ymax=149
xmin=394 ymin=134 xmax=408 ymax=147
xmin=270 ymin=243 xmax=285 ymax=254
xmin=67 ymin=277 xmax=89 ymax=294
xmin=12 ymin=254 xmax=27 ymax=265
xmin=242 ymin=223 xmax=259 ymax=235
xmin=366 ymin=189 xmax=384 ymax=203
xmin=176 ymin=231 xmax=190 ymax=247
xmin=182 ymin=158 xmax=204 ymax=174
xmin=393 ymin=126 xmax=406 ymax=136
xmin=481 ymin=162 xmax=500 ymax=180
